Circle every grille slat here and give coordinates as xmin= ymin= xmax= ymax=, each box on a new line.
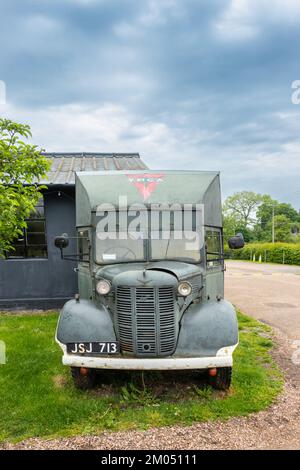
xmin=116 ymin=285 xmax=176 ymax=357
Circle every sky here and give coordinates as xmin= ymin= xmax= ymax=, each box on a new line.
xmin=1 ymin=0 xmax=300 ymax=207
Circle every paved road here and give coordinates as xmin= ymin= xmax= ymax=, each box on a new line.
xmin=225 ymin=260 xmax=300 ymax=340
xmin=225 ymin=260 xmax=300 ymax=450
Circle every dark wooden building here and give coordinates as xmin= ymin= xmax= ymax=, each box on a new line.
xmin=0 ymin=153 xmax=147 ymax=309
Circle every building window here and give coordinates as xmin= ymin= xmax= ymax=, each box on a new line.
xmin=5 ymin=198 xmax=48 ymax=259
xmin=205 ymin=228 xmax=223 ymax=267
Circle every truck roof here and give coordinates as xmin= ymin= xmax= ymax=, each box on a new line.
xmin=76 ymin=170 xmax=222 ymax=227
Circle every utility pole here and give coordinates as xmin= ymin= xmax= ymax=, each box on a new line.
xmin=272 ymin=205 xmax=275 ymax=243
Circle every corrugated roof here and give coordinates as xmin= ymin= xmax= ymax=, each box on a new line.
xmin=41 ymin=152 xmax=148 ymax=185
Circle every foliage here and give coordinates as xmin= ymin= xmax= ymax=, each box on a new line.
xmin=0 ymin=119 xmax=50 ymax=257
xmin=225 ymin=242 xmax=300 ymax=265
xmin=257 ymin=195 xmax=300 ymax=228
xmin=223 ymin=213 xmax=255 ymax=243
xmin=268 ymin=215 xmax=293 ymax=243
xmin=223 ymin=191 xmax=263 ymax=227
xmin=0 ymin=311 xmax=282 ymax=443
xmin=223 ymin=191 xmax=300 ymax=243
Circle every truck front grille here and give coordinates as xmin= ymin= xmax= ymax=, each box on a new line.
xmin=115 ymin=285 xmax=176 ymax=357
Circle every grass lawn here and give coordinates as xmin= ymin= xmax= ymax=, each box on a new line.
xmin=0 ymin=310 xmax=283 ymax=443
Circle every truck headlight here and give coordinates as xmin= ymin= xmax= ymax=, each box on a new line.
xmin=96 ymin=279 xmax=111 ymax=295
xmin=178 ymin=281 xmax=192 ymax=297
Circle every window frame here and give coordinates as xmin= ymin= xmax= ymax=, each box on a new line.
xmin=5 ymin=198 xmax=48 ymax=260
xmin=93 ymin=208 xmax=203 ymax=265
xmin=205 ymin=226 xmax=224 ymax=269
xmin=78 ymin=228 xmax=91 ymax=264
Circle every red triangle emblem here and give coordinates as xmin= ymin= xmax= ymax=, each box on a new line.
xmin=127 ymin=173 xmax=164 ymax=200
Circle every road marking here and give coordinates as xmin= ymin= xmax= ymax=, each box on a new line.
xmin=226 ymin=272 xmax=299 ymax=277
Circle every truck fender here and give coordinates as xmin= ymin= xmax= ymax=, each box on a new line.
xmin=56 ymin=299 xmax=116 ymax=344
xmin=176 ymin=299 xmax=238 ymax=357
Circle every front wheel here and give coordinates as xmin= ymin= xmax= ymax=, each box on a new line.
xmin=208 ymin=367 xmax=232 ymax=390
xmin=71 ymin=367 xmax=96 ymax=390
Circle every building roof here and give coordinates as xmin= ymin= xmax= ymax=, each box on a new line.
xmin=41 ymin=152 xmax=148 ymax=185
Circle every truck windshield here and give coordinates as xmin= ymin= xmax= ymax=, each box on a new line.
xmin=150 ymin=230 xmax=201 ymax=263
xmin=96 ymin=232 xmax=145 ymax=263
xmin=95 ymin=230 xmax=201 ymax=264
xmin=95 ymin=210 xmax=202 ymax=264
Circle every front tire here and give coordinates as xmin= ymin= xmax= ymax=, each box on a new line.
xmin=209 ymin=367 xmax=232 ymax=390
xmin=71 ymin=367 xmax=96 ymax=390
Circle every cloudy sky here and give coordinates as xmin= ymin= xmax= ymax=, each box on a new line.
xmin=1 ymin=0 xmax=300 ymax=206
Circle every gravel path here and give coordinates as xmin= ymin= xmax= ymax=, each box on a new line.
xmin=1 ymin=329 xmax=299 ymax=450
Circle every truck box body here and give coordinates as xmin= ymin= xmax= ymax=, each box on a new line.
xmin=55 ymin=170 xmax=240 ymax=390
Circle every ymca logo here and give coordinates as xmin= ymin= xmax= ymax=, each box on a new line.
xmin=126 ymin=173 xmax=164 ymax=200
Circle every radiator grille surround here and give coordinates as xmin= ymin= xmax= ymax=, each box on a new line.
xmin=115 ymin=285 xmax=177 ymax=357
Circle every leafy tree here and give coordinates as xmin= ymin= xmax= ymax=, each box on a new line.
xmin=257 ymin=196 xmax=300 ymax=230
xmin=223 ymin=213 xmax=239 ymax=241
xmin=224 ymin=191 xmax=300 ymax=243
xmin=254 ymin=195 xmax=300 ymax=242
xmin=255 ymin=194 xmax=276 ymax=230
xmin=277 ymin=203 xmax=300 ymax=222
xmin=223 ymin=191 xmax=263 ymax=229
xmin=0 ymin=119 xmax=50 ymax=257
xmin=223 ymin=215 xmax=255 ymax=243
xmin=266 ymin=215 xmax=293 ymax=243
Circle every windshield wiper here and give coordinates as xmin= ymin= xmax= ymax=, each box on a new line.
xmin=164 ymin=236 xmax=172 ymax=259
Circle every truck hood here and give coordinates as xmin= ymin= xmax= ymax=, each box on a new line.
xmin=95 ymin=260 xmax=203 ymax=282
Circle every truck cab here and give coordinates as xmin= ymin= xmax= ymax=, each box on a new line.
xmin=55 ymin=170 xmax=244 ymax=390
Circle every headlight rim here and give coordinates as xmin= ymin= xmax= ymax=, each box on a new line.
xmin=96 ymin=279 xmax=112 ymax=295
xmin=177 ymin=281 xmax=192 ymax=297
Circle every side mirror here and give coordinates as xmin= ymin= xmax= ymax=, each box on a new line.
xmin=228 ymin=232 xmax=245 ymax=250
xmin=54 ymin=234 xmax=69 ymax=249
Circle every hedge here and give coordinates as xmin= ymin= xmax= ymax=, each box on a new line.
xmin=224 ymin=242 xmax=300 ymax=266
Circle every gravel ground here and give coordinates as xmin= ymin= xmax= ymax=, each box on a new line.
xmin=1 ymin=328 xmax=299 ymax=450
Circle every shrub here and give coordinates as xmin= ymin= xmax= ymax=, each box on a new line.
xmin=224 ymin=242 xmax=300 ymax=265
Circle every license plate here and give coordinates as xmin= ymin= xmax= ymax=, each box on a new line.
xmin=67 ymin=342 xmax=119 ymax=354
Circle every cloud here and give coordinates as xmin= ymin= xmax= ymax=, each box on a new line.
xmin=214 ymin=0 xmax=300 ymax=41
xmin=214 ymin=0 xmax=259 ymax=41
xmin=24 ymin=14 xmax=62 ymax=32
xmin=1 ymin=0 xmax=300 ymax=207
xmin=2 ymin=99 xmax=300 ymax=207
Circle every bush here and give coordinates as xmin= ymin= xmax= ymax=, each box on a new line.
xmin=224 ymin=242 xmax=300 ymax=265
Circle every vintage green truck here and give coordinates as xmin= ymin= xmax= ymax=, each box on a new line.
xmin=55 ymin=170 xmax=244 ymax=390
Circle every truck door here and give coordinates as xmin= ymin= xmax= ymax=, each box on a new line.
xmin=77 ymin=229 xmax=93 ymax=300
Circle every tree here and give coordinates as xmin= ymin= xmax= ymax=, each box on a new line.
xmin=223 ymin=213 xmax=255 ymax=243
xmin=257 ymin=196 xmax=300 ymax=230
xmin=266 ymin=215 xmax=292 ymax=242
xmin=0 ymin=119 xmax=50 ymax=257
xmin=223 ymin=190 xmax=300 ymax=244
xmin=223 ymin=191 xmax=263 ymax=229
xmin=223 ymin=213 xmax=239 ymax=241
xmin=254 ymin=195 xmax=300 ymax=242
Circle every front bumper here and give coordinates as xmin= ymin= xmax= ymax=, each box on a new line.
xmin=58 ymin=340 xmax=237 ymax=370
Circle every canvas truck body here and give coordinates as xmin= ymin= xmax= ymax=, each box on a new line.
xmin=55 ymin=170 xmax=239 ymax=389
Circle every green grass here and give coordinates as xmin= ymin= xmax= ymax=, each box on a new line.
xmin=0 ymin=310 xmax=283 ymax=443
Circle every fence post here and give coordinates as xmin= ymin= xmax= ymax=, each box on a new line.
xmin=283 ymin=250 xmax=285 ymax=265
xmin=264 ymin=249 xmax=267 ymax=262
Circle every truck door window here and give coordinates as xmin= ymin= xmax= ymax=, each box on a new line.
xmin=205 ymin=229 xmax=222 ymax=267
xmin=78 ymin=230 xmax=90 ymax=262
